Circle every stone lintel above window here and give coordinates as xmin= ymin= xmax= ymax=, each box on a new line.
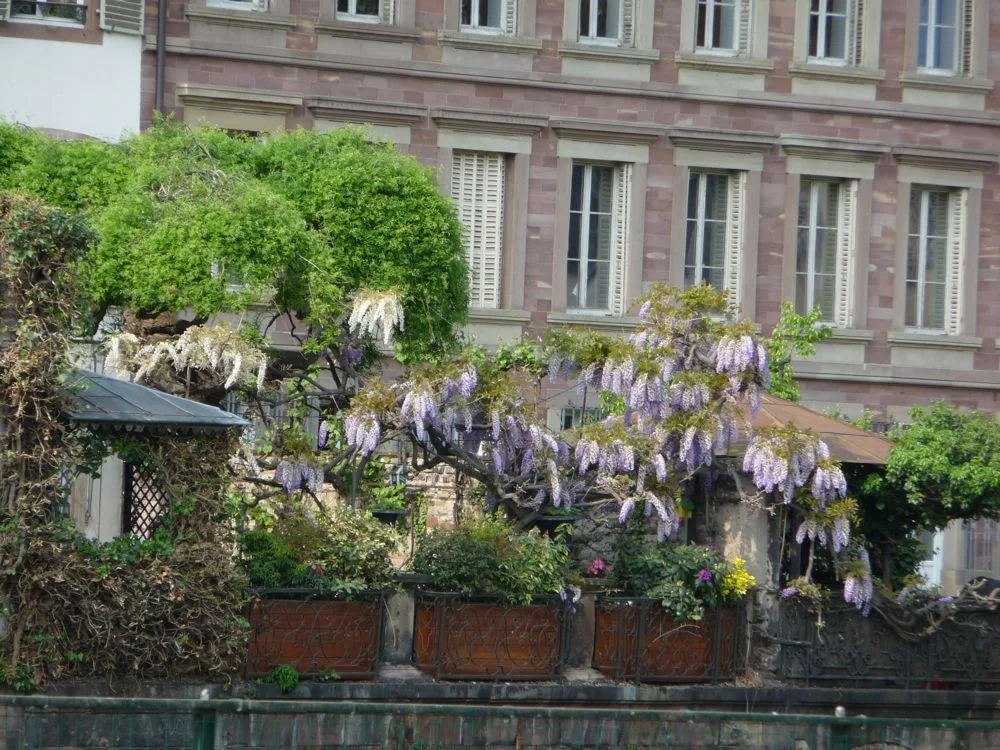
xmin=176 ymin=85 xmax=302 ymax=115
xmin=892 ymin=145 xmax=997 ymax=174
xmin=781 ymin=135 xmax=889 ymax=168
xmin=306 ymin=97 xmax=426 ymax=127
xmin=550 ymin=117 xmax=664 ymax=147
xmin=431 ymin=107 xmax=547 ymax=138
xmin=667 ymin=127 xmax=777 ymax=156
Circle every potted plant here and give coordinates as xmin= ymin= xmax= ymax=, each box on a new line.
xmin=411 ymin=515 xmax=572 ymax=680
xmin=531 ymin=505 xmax=581 ymax=541
xmin=239 ymin=503 xmax=398 ymax=680
xmin=368 ymin=483 xmax=409 ymax=525
xmin=594 ymin=526 xmax=755 ymax=683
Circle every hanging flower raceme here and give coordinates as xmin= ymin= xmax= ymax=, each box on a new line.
xmin=810 ymin=460 xmax=848 ymax=504
xmin=400 ymin=387 xmax=439 ymax=441
xmin=843 ymin=547 xmax=874 ymax=615
xmin=715 ymin=333 xmax=768 ymax=378
xmin=348 ymin=289 xmax=405 ymax=345
xmin=831 ymin=516 xmax=851 ymax=553
xmin=274 ymin=458 xmax=323 ymax=495
xmin=743 ymin=430 xmax=824 ymax=503
xmin=345 ymin=412 xmax=382 ymax=457
xmin=795 ymin=517 xmax=824 ymax=546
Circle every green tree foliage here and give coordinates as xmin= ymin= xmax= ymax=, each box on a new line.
xmin=0 ymin=120 xmax=468 ymax=361
xmin=764 ymin=301 xmax=833 ymax=401
xmin=851 ymin=403 xmax=1000 ymax=585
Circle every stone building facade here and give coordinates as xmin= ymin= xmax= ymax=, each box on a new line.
xmin=143 ymin=0 xmax=1000 ymax=423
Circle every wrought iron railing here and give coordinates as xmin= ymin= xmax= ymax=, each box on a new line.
xmin=11 ymin=0 xmax=87 ymax=22
xmin=593 ymin=598 xmax=745 ymax=684
xmin=245 ymin=589 xmax=384 ymax=680
xmin=413 ymin=592 xmax=569 ymax=681
xmin=775 ymin=600 xmax=1000 ymax=689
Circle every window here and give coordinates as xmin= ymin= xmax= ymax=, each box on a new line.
xmin=696 ymin=0 xmax=740 ymax=52
xmin=918 ymin=0 xmax=972 ymax=73
xmin=452 ymin=151 xmax=505 ymax=309
xmin=809 ymin=0 xmax=863 ymax=64
xmin=906 ymin=187 xmax=964 ymax=333
xmin=561 ymin=405 xmax=602 ymax=429
xmin=461 ymin=0 xmax=514 ymax=33
xmin=684 ymin=171 xmax=743 ymax=299
xmin=11 ymin=0 xmax=85 ymax=23
xmin=579 ymin=0 xmax=625 ymax=43
xmin=337 ymin=0 xmax=381 ymax=22
xmin=567 ymin=163 xmax=630 ymax=314
xmin=796 ymin=179 xmax=856 ymax=326
xmin=966 ymin=518 xmax=997 ymax=573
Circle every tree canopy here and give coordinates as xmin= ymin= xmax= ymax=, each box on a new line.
xmin=852 ymin=403 xmax=1000 ymax=585
xmin=0 ymin=120 xmax=469 ymax=362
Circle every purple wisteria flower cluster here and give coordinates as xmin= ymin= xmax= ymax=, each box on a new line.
xmin=345 ymin=413 xmax=382 ymax=456
xmin=843 ymin=547 xmax=874 ymax=615
xmin=274 ymin=458 xmax=323 ymax=495
xmin=743 ymin=434 xmax=842 ymax=504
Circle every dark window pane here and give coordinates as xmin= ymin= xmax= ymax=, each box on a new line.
xmin=580 ymin=0 xmax=591 ymax=36
xmin=696 ymin=0 xmax=707 ymax=46
xmin=356 ymin=0 xmax=379 ymax=14
xmin=338 ymin=0 xmax=349 ymax=11
xmin=461 ymin=0 xmax=472 ymax=25
xmin=568 ymin=214 xmax=582 ymax=260
xmin=571 ymin=165 xmax=584 ymax=212
xmin=567 ymin=260 xmax=581 ymax=309
xmin=905 ymin=280 xmax=918 ymax=326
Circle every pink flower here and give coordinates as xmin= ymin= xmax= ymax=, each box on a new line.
xmin=697 ymin=568 xmax=714 ymax=583
xmin=587 ymin=559 xmax=608 ymax=577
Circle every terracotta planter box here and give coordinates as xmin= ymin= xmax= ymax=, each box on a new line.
xmin=594 ymin=599 xmax=741 ymax=683
xmin=246 ymin=594 xmax=382 ymax=679
xmin=413 ymin=594 xmax=566 ymax=680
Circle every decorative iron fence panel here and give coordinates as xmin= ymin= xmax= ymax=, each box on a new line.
xmin=413 ymin=592 xmax=569 ymax=681
xmin=245 ymin=590 xmax=384 ymax=680
xmin=776 ymin=601 xmax=1000 ymax=689
xmin=594 ymin=598 xmax=744 ymax=684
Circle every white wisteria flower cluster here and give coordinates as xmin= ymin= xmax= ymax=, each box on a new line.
xmin=104 ymin=323 xmax=267 ymax=392
xmin=347 ymin=289 xmax=405 ymax=346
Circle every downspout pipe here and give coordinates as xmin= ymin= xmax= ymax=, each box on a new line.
xmin=154 ymin=0 xmax=167 ymax=113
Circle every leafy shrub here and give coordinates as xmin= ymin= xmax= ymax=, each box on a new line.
xmin=614 ymin=530 xmax=754 ymax=621
xmin=266 ymin=664 xmax=300 ymax=693
xmin=413 ymin=516 xmax=568 ymax=604
xmin=239 ymin=503 xmax=397 ymax=591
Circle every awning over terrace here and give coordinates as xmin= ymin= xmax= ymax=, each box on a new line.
xmin=63 ymin=371 xmax=248 ymax=435
xmin=745 ymin=394 xmax=892 ymax=465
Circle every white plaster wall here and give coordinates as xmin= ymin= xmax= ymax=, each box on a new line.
xmin=0 ymin=33 xmax=141 ymax=140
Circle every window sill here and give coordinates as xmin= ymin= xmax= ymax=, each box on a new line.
xmin=899 ymin=71 xmax=994 ymax=94
xmin=0 ymin=17 xmax=98 ymax=41
xmin=439 ymin=29 xmax=543 ymax=54
xmin=788 ymin=62 xmax=885 ymax=84
xmin=887 ymin=331 xmax=982 ymax=350
xmin=674 ymin=51 xmax=774 ymax=75
xmin=827 ymin=328 xmax=875 ymax=343
xmin=557 ymin=41 xmax=660 ymax=65
xmin=315 ymin=18 xmax=420 ymax=42
xmin=185 ymin=5 xmax=296 ymax=28
xmin=9 ymin=15 xmax=84 ymax=27
xmin=466 ymin=308 xmax=532 ymax=325
xmin=547 ymin=312 xmax=639 ymax=333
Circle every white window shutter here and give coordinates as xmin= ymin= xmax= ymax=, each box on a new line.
xmin=960 ymin=0 xmax=974 ymax=75
xmin=451 ymin=152 xmax=504 ymax=309
xmin=723 ymin=172 xmax=745 ymax=310
xmin=100 ymin=0 xmax=144 ymax=33
xmin=621 ymin=0 xmax=635 ymax=46
xmin=944 ymin=190 xmax=966 ymax=335
xmin=610 ymin=164 xmax=632 ymax=316
xmin=737 ymin=0 xmax=751 ymax=55
xmin=504 ymin=0 xmax=517 ymax=35
xmin=850 ymin=0 xmax=865 ymax=65
xmin=0 ymin=0 xmax=9 ymax=22
xmin=834 ymin=180 xmax=857 ymax=329
xmin=381 ymin=0 xmax=395 ymax=23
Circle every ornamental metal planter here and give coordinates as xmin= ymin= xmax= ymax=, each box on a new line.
xmin=413 ymin=592 xmax=568 ymax=680
xmin=245 ymin=590 xmax=383 ymax=680
xmin=593 ymin=598 xmax=743 ymax=684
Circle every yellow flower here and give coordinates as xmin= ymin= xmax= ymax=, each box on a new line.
xmin=720 ymin=558 xmax=756 ymax=599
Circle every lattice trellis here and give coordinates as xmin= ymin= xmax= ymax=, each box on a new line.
xmin=122 ymin=462 xmax=169 ymax=539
